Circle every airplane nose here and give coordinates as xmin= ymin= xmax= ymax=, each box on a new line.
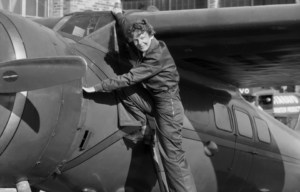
xmin=0 ymin=26 xmax=15 ymax=62
xmin=0 ymin=12 xmax=26 ymax=62
xmin=0 ymin=11 xmax=29 ymax=188
xmin=0 ymin=10 xmax=84 ymax=188
xmin=0 ymin=10 xmax=24 ymax=159
xmin=0 ymin=93 xmax=17 ymax=151
xmin=0 ymin=13 xmax=17 ymax=141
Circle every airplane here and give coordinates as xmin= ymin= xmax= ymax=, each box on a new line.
xmin=0 ymin=3 xmax=300 ymax=192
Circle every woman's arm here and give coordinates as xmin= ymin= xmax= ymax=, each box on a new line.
xmin=83 ymin=51 xmax=162 ymax=92
xmin=112 ymin=8 xmax=132 ymax=42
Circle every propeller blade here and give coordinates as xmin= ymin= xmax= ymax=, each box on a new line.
xmin=0 ymin=56 xmax=87 ymax=93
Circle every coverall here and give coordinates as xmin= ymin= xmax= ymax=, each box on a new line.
xmin=94 ymin=13 xmax=197 ymax=192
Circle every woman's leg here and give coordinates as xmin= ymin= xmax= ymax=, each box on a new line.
xmin=155 ymin=95 xmax=197 ymax=192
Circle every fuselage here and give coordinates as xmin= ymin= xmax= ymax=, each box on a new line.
xmin=0 ymin=9 xmax=300 ymax=192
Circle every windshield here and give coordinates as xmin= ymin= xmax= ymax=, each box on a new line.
xmin=55 ymin=12 xmax=114 ymax=39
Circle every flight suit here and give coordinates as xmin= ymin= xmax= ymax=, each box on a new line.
xmin=93 ymin=13 xmax=197 ymax=192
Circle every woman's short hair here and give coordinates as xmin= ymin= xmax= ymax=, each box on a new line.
xmin=127 ymin=19 xmax=156 ymax=37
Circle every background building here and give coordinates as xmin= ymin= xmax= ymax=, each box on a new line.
xmin=122 ymin=0 xmax=207 ymax=10
xmin=0 ymin=0 xmax=298 ymax=18
xmin=52 ymin=0 xmax=121 ymax=17
xmin=239 ymin=87 xmax=300 ymax=129
xmin=0 ymin=0 xmax=50 ymax=17
xmin=122 ymin=0 xmax=297 ymax=10
xmin=0 ymin=0 xmax=120 ymax=18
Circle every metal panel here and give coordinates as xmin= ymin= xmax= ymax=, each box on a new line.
xmin=0 ymin=23 xmax=16 ymax=62
xmin=0 ymin=21 xmax=17 ymax=142
xmin=0 ymin=92 xmax=27 ymax=156
xmin=220 ymin=104 xmax=255 ymax=191
xmin=0 ymin=13 xmax=28 ymax=184
xmin=0 ymin=93 xmax=15 ymax=139
xmin=0 ymin=10 xmax=83 ymax=187
xmin=38 ymin=139 xmax=160 ymax=192
xmin=0 ymin=86 xmax=61 ymax=186
xmin=241 ymin=150 xmax=284 ymax=192
xmin=28 ymin=80 xmax=82 ymax=180
xmin=3 ymin=11 xmax=57 ymax=58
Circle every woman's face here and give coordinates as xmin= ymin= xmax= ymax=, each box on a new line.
xmin=132 ymin=30 xmax=153 ymax=52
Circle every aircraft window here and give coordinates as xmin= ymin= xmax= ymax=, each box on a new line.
xmin=254 ymin=118 xmax=271 ymax=144
xmin=235 ymin=109 xmax=253 ymax=138
xmin=87 ymin=21 xmax=117 ymax=52
xmin=59 ymin=14 xmax=101 ymax=38
xmin=53 ymin=15 xmax=72 ymax=32
xmin=213 ymin=103 xmax=232 ymax=132
xmin=0 ymin=23 xmax=16 ymax=62
xmin=94 ymin=14 xmax=114 ymax=30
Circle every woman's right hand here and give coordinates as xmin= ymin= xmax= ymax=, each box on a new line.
xmin=112 ymin=7 xmax=122 ymax=15
xmin=82 ymin=86 xmax=96 ymax=93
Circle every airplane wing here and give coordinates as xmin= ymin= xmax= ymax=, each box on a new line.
xmin=125 ymin=4 xmax=300 ymax=88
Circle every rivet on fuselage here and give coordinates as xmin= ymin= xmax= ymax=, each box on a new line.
xmin=82 ymin=188 xmax=96 ymax=192
xmin=259 ymin=188 xmax=269 ymax=192
xmin=184 ymin=49 xmax=192 ymax=53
